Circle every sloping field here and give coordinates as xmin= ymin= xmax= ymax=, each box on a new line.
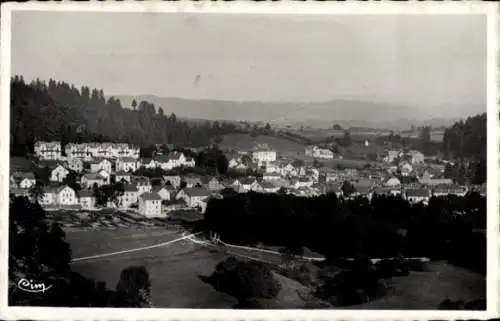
xmin=347 ymin=261 xmax=485 ymax=310
xmin=66 ymin=229 xmax=237 ymax=308
xmin=217 ymin=134 xmax=305 ymax=155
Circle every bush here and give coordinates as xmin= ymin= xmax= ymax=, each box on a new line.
xmin=115 ymin=266 xmax=153 ymax=307
xmin=199 ymin=257 xmax=281 ymax=301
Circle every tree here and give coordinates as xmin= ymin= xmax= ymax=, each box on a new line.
xmin=332 ymin=124 xmax=343 ymax=130
xmin=131 ymin=99 xmax=137 ymax=111
xmin=343 ymin=130 xmax=352 ymax=146
xmin=116 ymin=266 xmax=153 ymax=307
xmin=341 ymin=181 xmax=356 ymax=197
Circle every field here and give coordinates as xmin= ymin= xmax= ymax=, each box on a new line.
xmin=66 ymin=228 xmax=237 ymax=308
xmin=350 ymin=261 xmax=485 ymax=309
xmin=66 ymin=228 xmax=485 ymax=309
xmin=217 ymin=133 xmax=306 ymax=156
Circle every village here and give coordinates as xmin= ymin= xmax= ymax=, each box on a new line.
xmin=9 ymin=139 xmax=485 ymax=221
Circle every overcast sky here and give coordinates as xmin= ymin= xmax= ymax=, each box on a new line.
xmin=11 ymin=11 xmax=486 ymax=111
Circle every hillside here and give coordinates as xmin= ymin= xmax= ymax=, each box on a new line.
xmin=215 ymin=133 xmax=306 ymax=156
xmin=115 ymin=95 xmax=473 ymax=130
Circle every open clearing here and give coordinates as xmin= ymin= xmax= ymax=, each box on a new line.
xmin=217 ymin=133 xmax=305 ymax=156
xmin=66 ymin=228 xmax=485 ymax=309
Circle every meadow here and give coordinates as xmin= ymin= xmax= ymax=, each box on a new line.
xmin=66 ymin=228 xmax=485 ymax=309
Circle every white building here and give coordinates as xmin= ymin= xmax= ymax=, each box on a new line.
xmin=50 ymin=165 xmax=69 ymax=183
xmin=118 ymin=185 xmax=139 ymax=208
xmin=405 ymin=189 xmax=431 ymax=205
xmin=34 ymin=141 xmax=62 ymax=160
xmin=252 ymin=148 xmax=277 ymax=165
xmin=90 ymin=159 xmax=113 ymax=174
xmin=79 ymin=190 xmax=96 ymax=209
xmin=138 ymin=192 xmax=163 ymax=217
xmin=39 ymin=185 xmax=77 ymax=206
xmin=384 ymin=177 xmax=401 ymax=187
xmin=407 ymin=150 xmax=425 ymax=165
xmin=66 ymin=158 xmax=84 ymax=173
xmin=11 ymin=172 xmax=36 ymax=189
xmin=305 ymin=146 xmax=334 ymax=159
xmin=81 ymin=173 xmax=106 ymax=188
xmin=116 ymin=157 xmax=139 ymax=173
xmin=176 ymin=187 xmax=211 ymax=213
xmin=65 ymin=142 xmax=139 ymax=159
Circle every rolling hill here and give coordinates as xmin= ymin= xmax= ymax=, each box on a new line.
xmin=114 ymin=95 xmax=476 ymax=130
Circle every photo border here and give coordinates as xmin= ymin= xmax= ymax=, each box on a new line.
xmin=0 ymin=1 xmax=498 ymax=320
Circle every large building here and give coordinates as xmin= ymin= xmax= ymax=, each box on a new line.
xmin=34 ymin=141 xmax=62 ymax=160
xmin=305 ymin=145 xmax=334 ymax=159
xmin=65 ymin=142 xmax=140 ymax=159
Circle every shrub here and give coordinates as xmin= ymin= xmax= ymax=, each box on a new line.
xmin=200 ymin=257 xmax=281 ymax=301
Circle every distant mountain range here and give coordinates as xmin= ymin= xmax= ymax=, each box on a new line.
xmin=113 ymin=95 xmax=484 ymax=131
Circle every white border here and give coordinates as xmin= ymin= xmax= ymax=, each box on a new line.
xmin=0 ymin=1 xmax=498 ymax=320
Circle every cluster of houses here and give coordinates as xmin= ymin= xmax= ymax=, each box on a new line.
xmin=10 ymin=141 xmax=484 ymax=219
xmin=35 ymin=141 xmax=141 ymax=160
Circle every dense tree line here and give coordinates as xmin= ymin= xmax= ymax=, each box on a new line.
xmin=10 ymin=76 xmax=240 ymax=156
xmin=9 ymin=196 xmax=152 ymax=307
xmin=199 ymin=192 xmax=486 ymax=274
xmin=441 ymin=113 xmax=486 ymax=184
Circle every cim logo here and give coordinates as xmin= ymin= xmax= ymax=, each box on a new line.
xmin=17 ymin=278 xmax=53 ymax=293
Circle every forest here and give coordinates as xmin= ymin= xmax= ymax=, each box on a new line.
xmin=199 ymin=192 xmax=486 ymax=275
xmin=10 ymin=76 xmax=242 ymax=156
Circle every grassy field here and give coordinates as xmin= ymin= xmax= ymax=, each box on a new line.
xmin=66 ymin=228 xmax=237 ymax=308
xmin=349 ymin=261 xmax=485 ymax=310
xmin=66 ymin=228 xmax=484 ymax=309
xmin=217 ymin=133 xmax=306 ymax=155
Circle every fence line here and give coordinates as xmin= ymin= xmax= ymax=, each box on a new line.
xmin=71 ymin=232 xmax=202 ymax=263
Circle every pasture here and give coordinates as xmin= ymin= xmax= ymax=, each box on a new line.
xmin=217 ymin=133 xmax=306 ymax=156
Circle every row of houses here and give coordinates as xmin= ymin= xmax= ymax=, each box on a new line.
xmin=382 ymin=149 xmax=425 ymax=165
xmin=305 ymin=145 xmax=336 ymax=159
xmin=35 ymin=141 xmax=141 ymax=160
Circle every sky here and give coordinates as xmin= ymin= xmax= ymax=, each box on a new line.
xmin=11 ymin=11 xmax=486 ymax=111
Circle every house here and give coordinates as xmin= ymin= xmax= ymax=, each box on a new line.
xmin=293 ymin=177 xmax=314 ymax=189
xmin=251 ymin=181 xmax=264 ymax=193
xmin=118 ymin=185 xmax=139 ymax=208
xmin=418 ymin=176 xmax=453 ymax=186
xmin=206 ymin=177 xmax=224 ymax=191
xmin=177 ymin=187 xmax=212 ymax=213
xmin=432 ymin=184 xmax=468 ymax=197
xmin=116 ymin=157 xmax=139 ymax=173
xmin=383 ymin=150 xmax=403 ymax=164
xmin=39 ymin=186 xmax=58 ymax=206
xmin=324 ymin=171 xmax=339 ymax=183
xmin=228 ymin=158 xmax=240 ymax=169
xmin=305 ymin=168 xmax=320 ymax=182
xmin=132 ymin=176 xmax=152 ymax=195
xmin=263 ymin=173 xmax=281 ymax=181
xmin=305 ymin=145 xmax=334 ymax=159
xmin=50 ymin=164 xmax=69 ymax=182
xmin=115 ymin=171 xmax=131 ymax=183
xmin=167 ymin=151 xmax=190 ymax=168
xmin=407 ymin=150 xmax=425 ymax=165
xmin=183 ymin=176 xmax=203 ymax=188
xmin=405 ymin=188 xmax=431 ymax=204
xmin=265 ymin=161 xmax=281 ymax=174
xmin=154 ymin=186 xmax=173 ymax=201
xmin=163 ymin=175 xmax=181 ymax=188
xmin=239 ymin=177 xmax=259 ymax=191
xmin=252 ymin=147 xmax=277 ymax=165
xmin=66 ymin=158 xmax=84 ymax=173
xmin=81 ymin=173 xmax=106 ymax=189
xmin=281 ymin=163 xmax=297 ymax=176
xmin=34 ymin=141 xmax=62 ymax=160
xmin=384 ymin=176 xmax=401 ymax=187
xmin=398 ymin=161 xmax=413 ymax=177
xmin=260 ymin=181 xmax=280 ymax=193
xmin=56 ymin=185 xmax=78 ymax=205
xmin=351 ymin=185 xmax=372 ymax=200
xmin=373 ymin=186 xmax=391 ymax=196
xmin=138 ymin=192 xmax=163 ymax=218
xmin=79 ymin=190 xmax=96 ymax=209
xmin=90 ymin=158 xmax=113 ymax=174
xmin=10 ymin=187 xmax=31 ymax=198
xmin=95 ymin=169 xmax=110 ymax=185
xmin=11 ymin=172 xmax=36 ymax=189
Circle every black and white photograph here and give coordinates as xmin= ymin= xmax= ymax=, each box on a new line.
xmin=1 ymin=2 xmax=498 ymax=319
